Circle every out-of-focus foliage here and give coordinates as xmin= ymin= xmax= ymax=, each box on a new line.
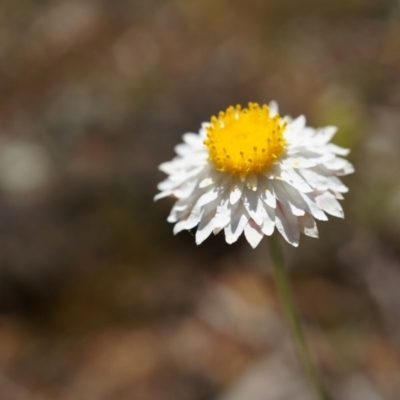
xmin=0 ymin=0 xmax=400 ymax=399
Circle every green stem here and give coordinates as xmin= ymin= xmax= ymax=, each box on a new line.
xmin=269 ymin=235 xmax=332 ymax=400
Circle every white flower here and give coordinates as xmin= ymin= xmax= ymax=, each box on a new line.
xmin=155 ymin=102 xmax=354 ymax=248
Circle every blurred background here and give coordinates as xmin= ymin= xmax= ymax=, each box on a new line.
xmin=0 ymin=0 xmax=400 ymax=399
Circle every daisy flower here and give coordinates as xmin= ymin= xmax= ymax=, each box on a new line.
xmin=155 ymin=102 xmax=354 ymax=248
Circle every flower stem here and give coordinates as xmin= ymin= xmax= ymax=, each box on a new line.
xmin=269 ymin=235 xmax=332 ymax=400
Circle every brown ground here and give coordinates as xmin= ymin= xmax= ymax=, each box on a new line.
xmin=0 ymin=1 xmax=400 ymax=399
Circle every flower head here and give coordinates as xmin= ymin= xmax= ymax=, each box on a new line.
xmin=155 ymin=102 xmax=354 ymax=248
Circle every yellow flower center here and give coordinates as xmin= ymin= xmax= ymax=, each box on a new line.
xmin=204 ymin=102 xmax=287 ymax=175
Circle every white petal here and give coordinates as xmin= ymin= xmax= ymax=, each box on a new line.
xmin=169 ymin=165 xmax=204 ymax=183
xmin=323 ymin=157 xmax=351 ymax=171
xmin=195 ymin=193 xmax=226 ymax=243
xmin=213 ymin=192 xmax=232 ymax=230
xmin=246 ymin=174 xmax=257 ymax=191
xmin=271 ymin=180 xmax=306 ymax=216
xmin=334 ymin=191 xmax=344 ymax=200
xmin=198 ymin=169 xmax=224 ymax=189
xmin=157 ymin=178 xmax=174 ymax=191
xmin=325 ymin=143 xmax=350 ymax=156
xmin=169 ymin=196 xmax=199 ymax=229
xmin=244 ymin=220 xmax=264 ymax=248
xmin=261 ymin=187 xmax=276 ymax=209
xmin=261 ymin=203 xmax=275 ymax=235
xmin=284 ymin=155 xmax=319 ymax=169
xmin=301 ymin=193 xmax=328 ymax=221
xmin=316 ymin=192 xmax=344 ymax=218
xmin=168 ymin=191 xmax=198 ymax=213
xmin=158 ymin=159 xmax=178 ymax=174
xmin=196 ymin=188 xmax=220 ymax=208
xmin=195 ymin=211 xmax=216 ymax=244
xmin=242 ymin=190 xmax=264 ymax=225
xmin=275 ymin=204 xmax=300 ymax=247
xmin=256 ymin=173 xmax=276 ymax=208
xmin=174 ymin=143 xmax=192 ymax=156
xmin=338 ymin=161 xmax=355 ymax=175
xmin=199 ymin=123 xmax=210 ymax=139
xmin=299 ymin=165 xmax=350 ymax=193
xmin=328 ymin=176 xmax=349 ymax=193
xmin=314 ymin=126 xmax=337 ymax=145
xmin=199 ymin=177 xmax=214 ymax=188
xmin=173 ymin=214 xmax=199 ymax=234
xmin=183 ymin=133 xmax=203 ymax=147
xmin=287 ymin=115 xmax=306 ymax=132
xmin=224 ymin=204 xmax=249 ymax=244
xmin=168 ymin=199 xmax=192 ymax=222
xmin=298 ymin=213 xmax=318 ymax=238
xmin=269 ymin=100 xmax=279 ymax=117
xmin=230 ymin=180 xmax=245 ymax=205
xmin=172 ymin=180 xmax=198 ymax=198
xmin=280 ymin=168 xmax=312 ymax=193
xmin=263 ymin=164 xmax=281 ymax=179
xmin=154 ymin=191 xmax=172 ymax=201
